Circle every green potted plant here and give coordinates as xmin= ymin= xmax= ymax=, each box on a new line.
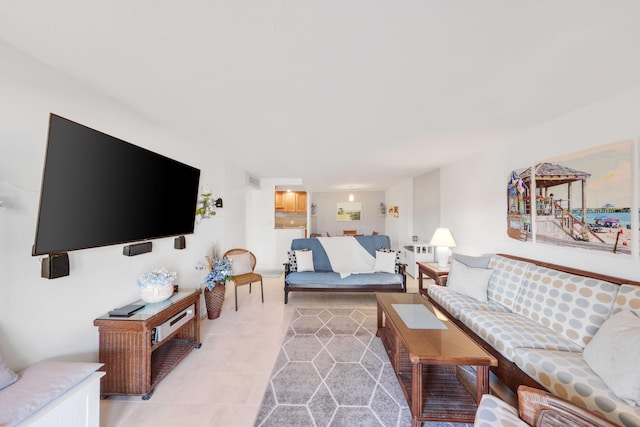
xmin=195 ymin=190 xmax=217 ymax=219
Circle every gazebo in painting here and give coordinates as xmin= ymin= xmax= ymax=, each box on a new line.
xmin=518 ymin=162 xmax=595 ymax=241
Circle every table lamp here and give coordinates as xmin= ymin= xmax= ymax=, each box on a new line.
xmin=429 ymin=228 xmax=456 ymax=268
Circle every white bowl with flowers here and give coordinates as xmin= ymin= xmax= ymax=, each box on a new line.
xmin=137 ymin=268 xmax=177 ymax=303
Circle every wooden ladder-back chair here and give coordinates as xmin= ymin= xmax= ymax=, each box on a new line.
xmin=343 ymin=229 xmax=357 ymax=236
xmin=223 ymin=249 xmax=263 ymax=311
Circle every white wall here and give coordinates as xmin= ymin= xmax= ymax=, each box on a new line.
xmin=413 ymin=169 xmax=440 ymax=243
xmin=384 ymin=178 xmax=413 ymax=249
xmin=5 ymin=34 xmax=640 ymax=371
xmin=310 ymin=191 xmax=385 ymax=237
xmin=0 ymin=41 xmax=245 ymax=370
xmin=440 ymin=83 xmax=640 ymax=281
xmin=246 ymin=178 xmax=305 ymax=272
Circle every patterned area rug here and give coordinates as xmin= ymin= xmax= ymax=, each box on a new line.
xmin=255 ymin=308 xmax=472 ymax=427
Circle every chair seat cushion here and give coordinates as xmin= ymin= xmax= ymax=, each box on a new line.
xmin=231 ymin=272 xmax=262 ymax=286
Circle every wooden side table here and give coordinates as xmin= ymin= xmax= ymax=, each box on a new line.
xmin=417 ymin=262 xmax=450 ymax=295
xmin=94 ymin=288 xmax=202 ymax=399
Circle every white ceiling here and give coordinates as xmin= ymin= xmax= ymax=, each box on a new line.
xmin=2 ymin=1 xmax=640 ymax=191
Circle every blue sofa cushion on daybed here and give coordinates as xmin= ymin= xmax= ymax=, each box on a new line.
xmin=286 ymin=271 xmax=404 ymax=287
xmin=290 ymin=235 xmax=393 ymax=272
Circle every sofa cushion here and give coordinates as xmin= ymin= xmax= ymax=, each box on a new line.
xmin=474 ymin=394 xmax=528 ymax=427
xmin=583 ymin=310 xmax=640 ymax=406
xmin=428 ymin=285 xmax=509 ymax=319
xmin=286 ymin=271 xmax=403 ymax=287
xmin=513 ymin=264 xmax=619 ymax=348
xmin=613 ymin=284 xmax=640 ymax=316
xmin=514 ymin=348 xmax=640 ymax=427
xmin=0 ymin=360 xmax=103 ymax=427
xmin=459 ymin=309 xmax=582 ymax=361
xmin=447 ymin=260 xmax=493 ymax=302
xmin=487 ymin=255 xmax=534 ymax=311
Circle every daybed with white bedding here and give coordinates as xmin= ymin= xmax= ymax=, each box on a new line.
xmin=283 ymin=235 xmax=406 ymax=303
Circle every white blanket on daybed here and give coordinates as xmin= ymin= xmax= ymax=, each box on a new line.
xmin=317 ymin=236 xmax=375 ymax=278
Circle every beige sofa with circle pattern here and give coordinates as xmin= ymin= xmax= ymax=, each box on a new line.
xmin=425 ymin=254 xmax=640 ymax=427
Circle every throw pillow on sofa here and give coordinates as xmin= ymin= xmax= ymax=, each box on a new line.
xmin=448 ymin=253 xmax=492 ymax=288
xmin=452 ymin=253 xmax=492 ymax=269
xmin=295 ymin=250 xmax=314 ymax=272
xmin=583 ymin=309 xmax=640 ymax=406
xmin=447 ymin=259 xmax=493 ymax=302
xmin=287 ymin=249 xmax=310 ymax=272
xmin=378 ymin=248 xmax=400 ymax=273
xmin=374 ymin=250 xmax=396 ymax=274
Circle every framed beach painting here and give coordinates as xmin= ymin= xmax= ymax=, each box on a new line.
xmin=531 ymin=139 xmax=633 ymax=255
xmin=507 ymin=167 xmax=532 ymax=242
xmin=337 ymin=202 xmax=361 ymax=221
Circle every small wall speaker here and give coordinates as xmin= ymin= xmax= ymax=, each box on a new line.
xmin=174 ymin=236 xmax=186 ymax=250
xmin=41 ymin=253 xmax=70 ymax=279
xmin=123 ymin=241 xmax=152 ymax=256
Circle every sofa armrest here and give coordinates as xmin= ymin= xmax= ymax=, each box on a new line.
xmin=517 ymin=385 xmax=617 ymax=427
xmin=440 ymin=274 xmax=449 ymax=286
xmin=283 ymin=262 xmax=291 ymax=275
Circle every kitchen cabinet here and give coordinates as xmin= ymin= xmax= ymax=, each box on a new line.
xmin=276 ymin=191 xmax=307 ymax=214
xmin=275 ymin=192 xmax=284 ymax=210
xmin=296 ymin=192 xmax=307 ymax=213
xmin=284 ymin=192 xmax=297 ymax=213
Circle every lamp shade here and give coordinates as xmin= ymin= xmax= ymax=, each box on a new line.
xmin=429 ymin=228 xmax=456 ymax=247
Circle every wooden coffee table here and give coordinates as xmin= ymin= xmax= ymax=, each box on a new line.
xmin=376 ymin=292 xmax=497 ymax=426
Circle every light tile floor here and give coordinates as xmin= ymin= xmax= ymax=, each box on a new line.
xmin=100 ymin=274 xmax=420 ymax=427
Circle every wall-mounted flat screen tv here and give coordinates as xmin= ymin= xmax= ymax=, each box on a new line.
xmin=32 ymin=114 xmax=201 ymax=255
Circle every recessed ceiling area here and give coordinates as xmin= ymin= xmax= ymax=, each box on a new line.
xmin=1 ymin=1 xmax=640 ymax=191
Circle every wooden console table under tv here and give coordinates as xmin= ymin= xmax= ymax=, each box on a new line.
xmin=94 ymin=288 xmax=202 ymax=400
xmin=376 ymin=292 xmax=497 ymax=426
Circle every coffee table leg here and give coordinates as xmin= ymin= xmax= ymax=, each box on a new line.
xmin=376 ymin=300 xmax=382 ymax=336
xmin=411 ymin=363 xmax=422 ymax=427
xmin=476 ymin=365 xmax=490 ymax=403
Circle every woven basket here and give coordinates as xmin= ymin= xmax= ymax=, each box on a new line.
xmin=204 ymin=284 xmax=225 ymax=319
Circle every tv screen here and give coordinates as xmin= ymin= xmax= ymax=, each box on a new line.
xmin=32 ymin=114 xmax=201 ymax=255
